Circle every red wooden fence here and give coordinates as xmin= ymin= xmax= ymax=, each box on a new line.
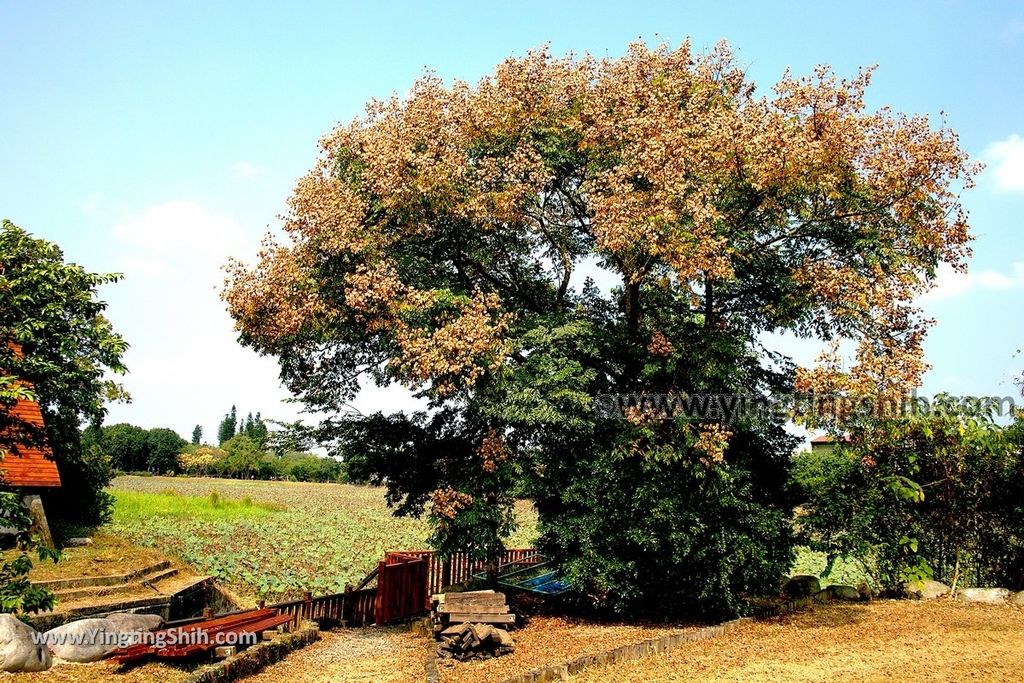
xmin=375 ymin=552 xmax=429 ymax=625
xmin=170 ymin=548 xmax=542 ymax=631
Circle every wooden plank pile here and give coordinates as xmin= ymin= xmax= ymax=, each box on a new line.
xmin=433 ymin=589 xmax=515 ymax=627
xmin=436 ymin=622 xmax=514 ymax=661
xmin=432 ymin=590 xmax=515 ymax=661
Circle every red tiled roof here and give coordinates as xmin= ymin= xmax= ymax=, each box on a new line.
xmin=809 ymin=434 xmax=834 ymax=444
xmin=1 ymin=344 xmax=62 ymax=488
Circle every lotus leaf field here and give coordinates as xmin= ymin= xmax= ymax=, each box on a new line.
xmin=107 ymin=475 xmax=539 ymax=602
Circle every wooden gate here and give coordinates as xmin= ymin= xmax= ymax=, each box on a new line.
xmin=375 ymin=552 xmax=428 ymax=625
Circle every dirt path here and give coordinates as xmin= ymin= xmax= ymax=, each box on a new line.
xmin=244 ymin=625 xmax=427 ymax=683
xmin=571 ymin=600 xmax=1024 ymax=682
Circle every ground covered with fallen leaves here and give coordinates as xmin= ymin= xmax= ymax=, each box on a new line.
xmin=438 ymin=616 xmax=699 ymax=683
xmin=243 ymin=625 xmax=427 ymax=683
xmin=572 ymin=600 xmax=1024 ymax=682
xmin=4 ymin=661 xmax=190 ymax=683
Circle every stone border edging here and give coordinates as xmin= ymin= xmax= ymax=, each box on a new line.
xmin=425 ymin=648 xmax=440 ymax=683
xmin=183 ymin=621 xmax=320 ymax=683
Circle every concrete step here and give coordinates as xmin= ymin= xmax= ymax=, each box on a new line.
xmin=31 ymin=575 xmax=213 ymax=632
xmin=51 ymin=566 xmax=181 ymax=601
xmin=33 ymin=560 xmax=172 ymax=591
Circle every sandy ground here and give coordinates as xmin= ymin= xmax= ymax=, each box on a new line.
xmin=242 ymin=625 xmax=427 ymax=683
xmin=571 ymin=600 xmax=1024 ymax=683
xmin=439 ymin=616 xmax=699 ymax=683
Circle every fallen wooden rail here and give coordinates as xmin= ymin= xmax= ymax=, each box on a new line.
xmin=110 ymin=608 xmax=293 ymax=665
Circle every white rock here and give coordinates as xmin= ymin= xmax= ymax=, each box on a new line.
xmin=104 ymin=612 xmax=163 ymax=636
xmin=65 ymin=537 xmax=93 ymax=547
xmin=44 ymin=618 xmax=119 ymax=662
xmin=0 ymin=614 xmax=52 ymax=672
xmin=957 ymin=587 xmax=1011 ymax=605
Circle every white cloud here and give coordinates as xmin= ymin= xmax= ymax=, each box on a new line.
xmin=920 ymin=261 xmax=1024 ymax=303
xmin=103 ymin=201 xmax=303 ymax=437
xmin=232 ymin=161 xmax=268 ymax=179
xmin=102 ymin=200 xmax=425 ymax=440
xmin=113 ymin=200 xmax=247 ymax=258
xmin=984 ymin=134 xmax=1024 ymax=192
xmin=80 ymin=192 xmax=106 ymax=214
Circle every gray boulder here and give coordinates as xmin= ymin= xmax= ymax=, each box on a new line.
xmin=905 ymin=580 xmax=950 ymax=600
xmin=957 ymin=587 xmax=1011 ymax=605
xmin=856 ymin=582 xmax=874 ymax=600
xmin=1013 ymin=591 xmax=1024 ymax=608
xmin=0 ymin=614 xmax=52 ymax=672
xmin=784 ymin=575 xmax=821 ymax=598
xmin=44 ymin=618 xmax=120 ymax=662
xmin=104 ymin=612 xmax=163 ymax=639
xmin=828 ymin=584 xmax=862 ymax=601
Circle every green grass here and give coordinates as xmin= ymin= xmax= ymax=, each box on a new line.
xmin=112 ymin=489 xmax=284 ymax=523
xmin=106 ymin=475 xmax=539 ymax=602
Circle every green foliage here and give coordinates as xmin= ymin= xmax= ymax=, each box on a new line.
xmin=227 ymin=51 xmax=970 ymax=617
xmin=191 ymin=424 xmax=203 ymax=445
xmin=146 ymin=427 xmax=186 ymax=473
xmin=0 ymin=492 xmax=60 ymax=614
xmin=113 ymin=490 xmax=281 ymax=521
xmin=284 ymin=454 xmax=344 ymax=483
xmin=109 ymin=475 xmax=537 ymax=601
xmin=96 ymin=423 xmax=149 ymax=471
xmin=0 ymin=220 xmax=128 ymax=527
xmin=87 ymin=423 xmax=185 ymax=475
xmin=795 ymin=401 xmax=1024 ymax=592
xmin=218 ymin=406 xmax=238 ymax=445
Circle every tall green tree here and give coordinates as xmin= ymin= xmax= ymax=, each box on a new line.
xmin=100 ymin=423 xmax=150 ymax=472
xmin=217 ymin=405 xmax=238 ymax=445
xmin=191 ymin=424 xmax=203 ymax=445
xmin=226 ymin=44 xmax=974 ymax=616
xmin=146 ymin=427 xmax=186 ymax=474
xmin=1 ymin=220 xmax=129 ymax=526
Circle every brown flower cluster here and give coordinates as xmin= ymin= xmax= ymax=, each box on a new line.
xmin=478 ymin=428 xmax=510 ymax=474
xmin=647 ymin=330 xmax=674 ymax=356
xmin=694 ymin=423 xmax=733 ymax=467
xmin=430 ymin=487 xmax=474 ymax=521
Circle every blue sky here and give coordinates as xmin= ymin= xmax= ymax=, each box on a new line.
xmin=2 ymin=1 xmax=1023 ymax=439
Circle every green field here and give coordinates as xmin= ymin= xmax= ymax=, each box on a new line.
xmin=107 ymin=475 xmax=539 ymax=602
xmin=107 ymin=475 xmax=861 ymax=604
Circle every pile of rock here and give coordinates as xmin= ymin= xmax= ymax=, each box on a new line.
xmin=905 ymin=580 xmax=1024 ymax=606
xmin=0 ymin=611 xmax=163 ymax=672
xmin=436 ymin=622 xmax=514 ymax=661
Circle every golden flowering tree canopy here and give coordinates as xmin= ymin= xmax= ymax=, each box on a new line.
xmin=225 ymin=41 xmax=974 ymax=409
xmin=223 ymin=41 xmax=976 ymax=615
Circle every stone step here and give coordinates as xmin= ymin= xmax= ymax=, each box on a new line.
xmin=52 ymin=566 xmax=180 ymax=601
xmin=30 ymin=575 xmax=212 ymax=631
xmin=33 ymin=560 xmax=172 ymax=591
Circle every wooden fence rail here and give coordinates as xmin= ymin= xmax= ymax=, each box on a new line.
xmin=267 ymin=586 xmax=377 ymax=627
xmin=388 ymin=548 xmax=542 ymax=597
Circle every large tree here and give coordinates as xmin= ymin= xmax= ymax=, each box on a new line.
xmin=225 ymin=42 xmax=975 ymax=616
xmin=1 ymin=220 xmax=129 ymax=526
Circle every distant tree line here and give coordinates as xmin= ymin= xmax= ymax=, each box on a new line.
xmin=82 ymin=423 xmax=186 ymax=474
xmin=83 ymin=405 xmax=346 ymax=483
